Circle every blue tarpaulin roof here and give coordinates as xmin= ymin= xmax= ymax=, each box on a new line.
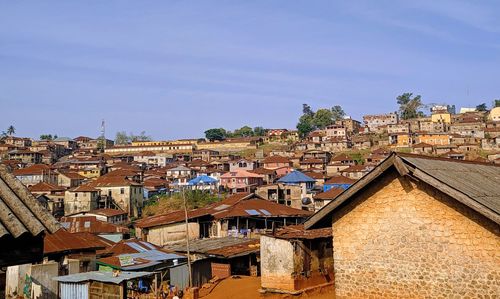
xmin=277 ymin=170 xmax=316 ymax=183
xmin=188 ymin=175 xmax=218 ymax=185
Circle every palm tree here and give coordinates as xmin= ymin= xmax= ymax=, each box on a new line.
xmin=6 ymin=125 xmax=15 ymax=136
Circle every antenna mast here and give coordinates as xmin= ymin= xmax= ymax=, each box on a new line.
xmin=99 ymin=119 xmax=106 ymax=152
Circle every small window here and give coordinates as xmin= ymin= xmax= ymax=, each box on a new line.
xmin=120 ymin=188 xmax=125 ymax=194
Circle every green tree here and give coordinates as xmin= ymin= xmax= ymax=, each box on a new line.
xmin=302 ymin=104 xmax=314 ymax=116
xmin=205 ymin=128 xmax=227 ymax=141
xmin=233 ymin=126 xmax=254 ymax=137
xmin=397 ymin=93 xmax=422 ymax=120
xmin=476 ymin=103 xmax=487 ymax=111
xmin=253 ymin=126 xmax=266 ymax=136
xmin=297 ymin=114 xmax=315 ymax=138
xmin=40 ymin=134 xmax=54 ymax=140
xmin=331 ymin=105 xmax=346 ymax=122
xmin=115 ymin=131 xmax=130 ymax=145
xmin=6 ymin=125 xmax=15 ymax=136
xmin=130 ymin=131 xmax=152 ymax=142
xmin=312 ymin=108 xmax=334 ymax=129
xmin=494 ymin=99 xmax=500 ymax=108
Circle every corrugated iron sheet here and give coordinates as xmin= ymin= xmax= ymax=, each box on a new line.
xmin=59 ymin=282 xmax=89 ymax=299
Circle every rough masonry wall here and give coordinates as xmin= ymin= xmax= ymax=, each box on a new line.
xmin=260 ymin=236 xmax=295 ymax=291
xmin=332 ymin=169 xmax=500 ymax=298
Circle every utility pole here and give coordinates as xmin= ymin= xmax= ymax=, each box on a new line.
xmin=182 ymin=187 xmax=193 ymax=288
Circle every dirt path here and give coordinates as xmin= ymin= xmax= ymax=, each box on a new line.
xmin=200 ymin=276 xmax=334 ymax=299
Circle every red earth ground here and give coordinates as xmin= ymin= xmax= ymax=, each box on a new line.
xmin=200 ymin=276 xmax=334 ymax=299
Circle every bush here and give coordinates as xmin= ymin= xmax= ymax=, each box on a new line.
xmin=142 ymin=190 xmax=222 ymax=217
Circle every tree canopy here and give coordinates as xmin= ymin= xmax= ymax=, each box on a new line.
xmin=204 ymin=126 xmax=267 ymax=140
xmin=6 ymin=125 xmax=15 ymax=136
xmin=114 ymin=131 xmax=152 ymax=145
xmin=396 ymin=93 xmax=423 ymax=120
xmin=143 ymin=190 xmax=221 ymax=217
xmin=296 ymin=104 xmax=346 ymax=137
xmin=204 ymin=128 xmax=227 ymax=141
xmin=40 ymin=134 xmax=58 ymax=140
xmin=312 ymin=109 xmax=334 ymax=129
xmin=476 ymin=103 xmax=487 ymax=111
xmin=331 ymin=105 xmax=346 ymax=122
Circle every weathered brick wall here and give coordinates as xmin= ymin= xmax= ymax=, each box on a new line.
xmin=332 ymin=169 xmax=500 ymax=298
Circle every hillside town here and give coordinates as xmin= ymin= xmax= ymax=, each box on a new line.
xmin=0 ymin=101 xmax=499 ymax=299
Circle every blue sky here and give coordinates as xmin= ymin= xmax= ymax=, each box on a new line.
xmin=1 ymin=1 xmax=499 ymax=140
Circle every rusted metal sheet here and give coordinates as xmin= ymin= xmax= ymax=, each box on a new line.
xmin=211 ymin=263 xmax=231 ymax=279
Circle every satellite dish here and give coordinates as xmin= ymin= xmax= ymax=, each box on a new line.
xmin=302 ymin=197 xmax=312 ymax=205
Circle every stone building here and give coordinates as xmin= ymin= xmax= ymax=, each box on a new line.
xmin=64 ymin=184 xmax=100 ymax=215
xmin=363 ymin=112 xmax=398 ymax=132
xmin=305 ymin=153 xmax=500 ymax=298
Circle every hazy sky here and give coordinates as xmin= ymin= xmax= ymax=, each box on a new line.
xmin=1 ymin=1 xmax=499 ymax=140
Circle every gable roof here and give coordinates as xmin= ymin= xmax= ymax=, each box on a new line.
xmin=29 ymin=182 xmax=65 ymax=193
xmin=134 ymin=192 xmax=311 ymax=228
xmin=0 ymin=165 xmax=60 ymax=239
xmin=59 ymin=171 xmax=86 ymax=180
xmin=262 ymin=155 xmax=291 ymax=164
xmin=220 ymin=169 xmax=264 ymax=179
xmin=60 ymin=216 xmax=129 ymax=234
xmin=87 ymin=176 xmax=141 ymax=188
xmin=211 ymin=198 xmax=312 ymax=219
xmin=12 ymin=164 xmax=52 ymax=176
xmin=313 ymin=187 xmax=344 ymax=200
xmin=270 ymin=224 xmax=331 ymax=240
xmin=305 ymin=153 xmax=500 ymax=229
xmin=277 ymin=170 xmax=316 ymax=184
xmin=135 ymin=192 xmax=256 ymax=229
xmin=166 ymin=236 xmax=259 ymax=259
xmin=324 ymin=176 xmax=357 ymax=185
xmin=331 ymin=153 xmax=353 ymax=162
xmin=44 ymin=228 xmax=105 ymax=255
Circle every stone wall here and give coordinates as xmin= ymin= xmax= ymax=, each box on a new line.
xmin=332 ymin=169 xmax=500 ymax=298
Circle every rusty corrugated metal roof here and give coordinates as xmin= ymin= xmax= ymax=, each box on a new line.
xmin=271 ymin=224 xmax=331 ymax=240
xmin=60 ymin=216 xmax=129 ymax=234
xmin=44 ymin=228 xmax=106 ymax=254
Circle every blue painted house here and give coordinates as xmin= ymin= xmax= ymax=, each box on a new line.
xmin=323 ymin=175 xmax=356 ymax=192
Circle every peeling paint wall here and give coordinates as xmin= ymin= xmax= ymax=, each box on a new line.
xmin=260 ymin=236 xmax=295 ymax=291
xmin=6 ymin=262 xmax=58 ymax=299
